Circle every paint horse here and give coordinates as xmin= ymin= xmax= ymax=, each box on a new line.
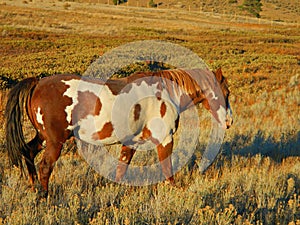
xmin=5 ymin=68 xmax=233 ymax=197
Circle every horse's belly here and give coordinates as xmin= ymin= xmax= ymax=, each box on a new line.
xmin=74 ymin=113 xmax=119 ymax=146
xmin=74 ymin=100 xmax=178 ymax=148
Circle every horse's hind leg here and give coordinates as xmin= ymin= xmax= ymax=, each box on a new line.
xmin=115 ymin=145 xmax=136 ymax=182
xmin=38 ymin=141 xmax=63 ymax=197
xmin=157 ymin=137 xmax=175 ymax=185
xmin=25 ymin=133 xmax=44 ymax=190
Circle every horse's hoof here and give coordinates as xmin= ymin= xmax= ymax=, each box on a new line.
xmin=37 ymin=190 xmax=48 ymax=199
xmin=33 ymin=183 xmax=48 ymax=199
xmin=164 ymin=179 xmax=176 ymax=187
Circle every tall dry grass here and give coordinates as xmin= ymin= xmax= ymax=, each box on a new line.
xmin=0 ymin=68 xmax=298 ymax=225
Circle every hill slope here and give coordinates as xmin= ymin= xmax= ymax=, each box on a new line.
xmin=78 ymin=0 xmax=299 ymax=22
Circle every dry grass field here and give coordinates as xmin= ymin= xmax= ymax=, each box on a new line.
xmin=0 ymin=0 xmax=299 ymax=224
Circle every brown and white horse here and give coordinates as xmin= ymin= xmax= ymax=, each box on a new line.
xmin=5 ymin=68 xmax=232 ymax=197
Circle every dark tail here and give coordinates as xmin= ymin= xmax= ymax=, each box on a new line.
xmin=5 ymin=77 xmax=39 ymax=173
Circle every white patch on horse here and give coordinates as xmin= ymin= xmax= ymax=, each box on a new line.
xmin=36 ymin=107 xmax=45 ymax=130
xmin=112 ymin=80 xmax=178 ymax=146
xmin=61 ymin=79 xmax=120 ymax=145
xmin=77 ymin=114 xmax=118 ymax=145
xmin=148 ymin=117 xmax=167 ymax=143
xmin=131 ymin=100 xmax=177 ymax=148
xmin=215 ymin=105 xmax=227 ymax=129
xmin=61 ymin=79 xmax=112 ymax=131
xmin=111 ymin=81 xmax=161 ymax=141
xmin=208 ymin=89 xmax=219 ymax=101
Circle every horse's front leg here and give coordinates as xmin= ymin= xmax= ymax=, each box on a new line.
xmin=38 ymin=141 xmax=63 ymax=198
xmin=115 ymin=145 xmax=136 ymax=182
xmin=157 ymin=136 xmax=175 ymax=185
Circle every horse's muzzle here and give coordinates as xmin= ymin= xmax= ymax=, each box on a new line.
xmin=225 ymin=108 xmax=233 ymax=129
xmin=225 ymin=106 xmax=233 ymax=129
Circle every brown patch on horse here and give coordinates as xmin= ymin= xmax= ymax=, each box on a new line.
xmin=105 ymin=79 xmax=132 ymax=95
xmin=157 ymin=140 xmax=174 ymax=183
xmin=115 ymin=145 xmax=136 ymax=182
xmin=133 ymin=103 xmax=141 ymax=121
xmin=141 ymin=126 xmax=160 ymax=145
xmin=72 ymin=91 xmax=102 ymax=124
xmin=201 ymin=99 xmax=210 ymax=111
xmin=142 ymin=126 xmax=152 ymax=140
xmin=92 ymin=122 xmax=113 ymax=140
xmin=156 ymin=92 xmax=162 ymax=100
xmin=119 ymin=145 xmax=136 ymax=163
xmin=160 ymin=102 xmax=167 ymax=118
xmin=214 ymin=68 xmax=230 ymax=102
xmin=94 ymin=97 xmax=102 ymax=115
xmin=214 ymin=68 xmax=223 ymax=83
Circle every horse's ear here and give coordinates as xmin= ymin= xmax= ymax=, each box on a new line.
xmin=215 ymin=68 xmax=223 ymax=82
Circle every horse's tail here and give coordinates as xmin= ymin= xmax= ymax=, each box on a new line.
xmin=5 ymin=77 xmax=39 ymax=172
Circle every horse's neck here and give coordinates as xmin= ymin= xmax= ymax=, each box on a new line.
xmin=177 ymin=89 xmax=206 ymax=113
xmin=106 ymin=70 xmax=206 ymax=112
xmin=155 ymin=70 xmax=206 ymax=112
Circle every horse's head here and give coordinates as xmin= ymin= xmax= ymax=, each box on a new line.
xmin=215 ymin=68 xmax=233 ymax=129
xmin=199 ymin=68 xmax=233 ymax=129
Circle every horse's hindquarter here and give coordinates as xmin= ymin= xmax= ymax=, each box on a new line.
xmin=29 ymin=74 xmax=80 ymax=142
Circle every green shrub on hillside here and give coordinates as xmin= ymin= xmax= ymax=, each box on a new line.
xmin=240 ymin=0 xmax=263 ymax=18
xmin=149 ymin=0 xmax=157 ymax=7
xmin=113 ymin=0 xmax=126 ymax=5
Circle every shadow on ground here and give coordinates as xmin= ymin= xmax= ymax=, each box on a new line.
xmin=222 ymin=130 xmax=300 ymax=162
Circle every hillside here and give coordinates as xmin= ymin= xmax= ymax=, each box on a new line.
xmin=73 ymin=0 xmax=300 ymax=22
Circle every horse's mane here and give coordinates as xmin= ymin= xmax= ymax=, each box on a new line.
xmin=155 ymin=69 xmax=202 ymax=95
xmin=125 ymin=69 xmax=202 ymax=95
